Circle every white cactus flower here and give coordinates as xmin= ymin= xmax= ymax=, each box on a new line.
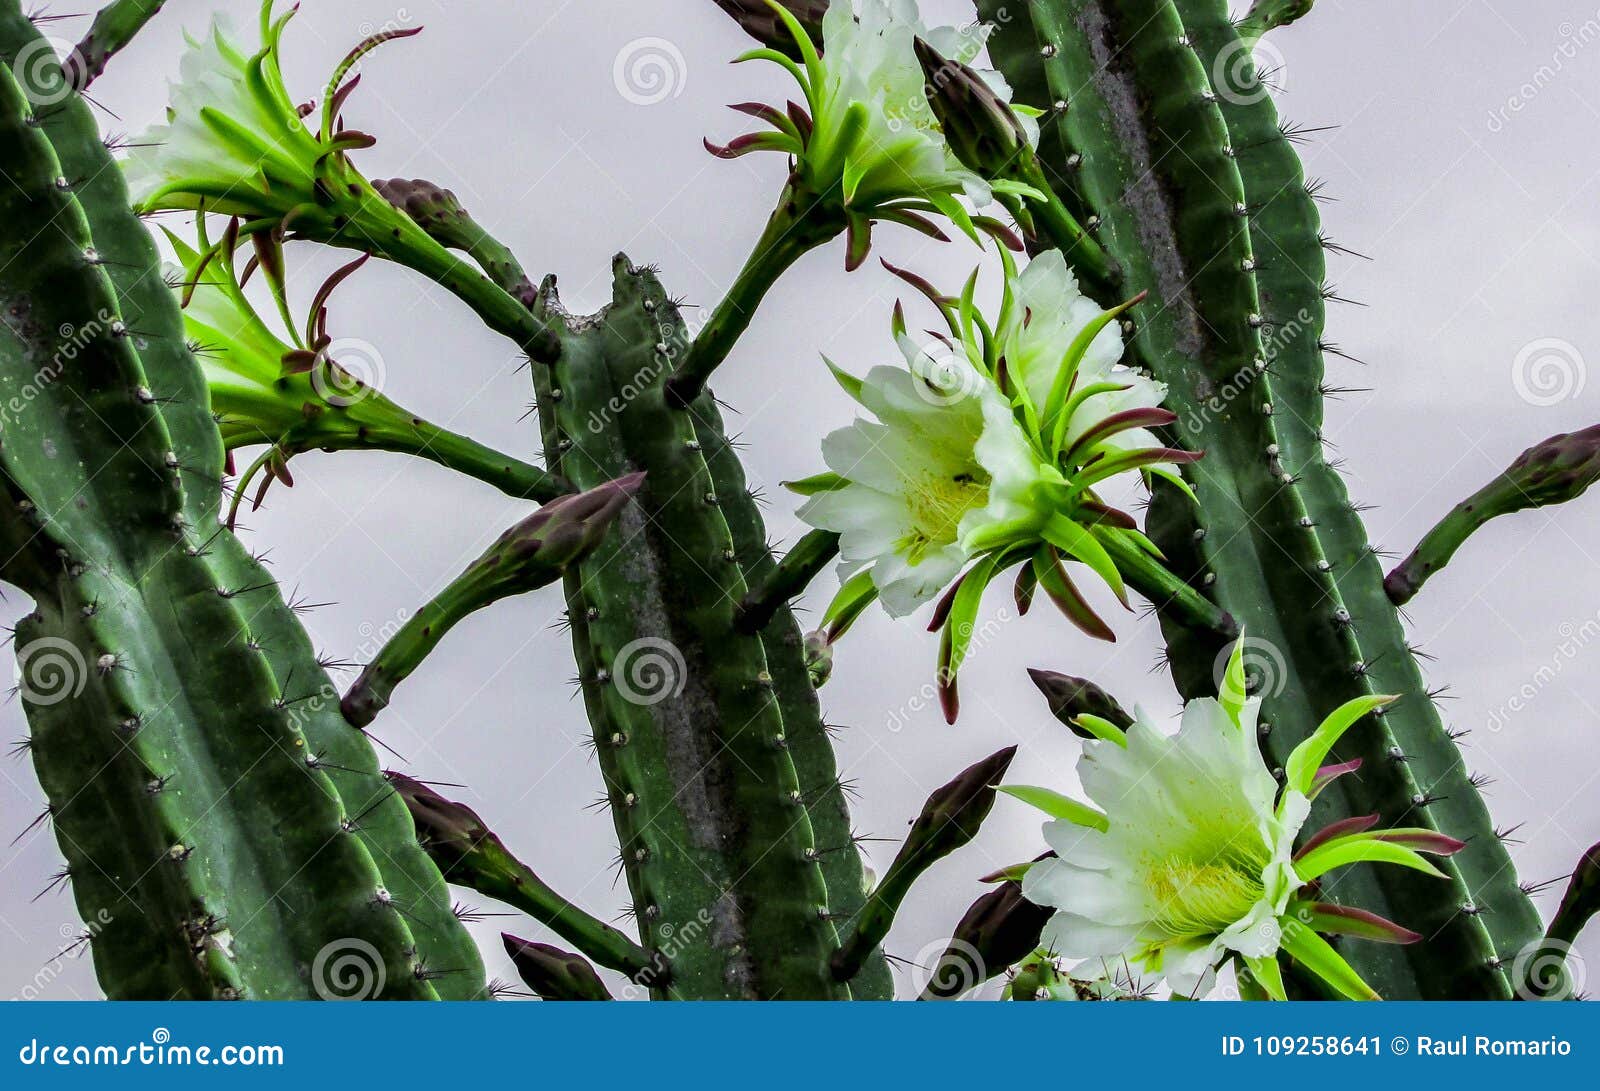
xmin=709 ymin=0 xmax=1042 ymax=265
xmin=792 ymin=249 xmax=1196 ymax=721
xmin=1008 ymin=641 xmax=1465 ymax=1000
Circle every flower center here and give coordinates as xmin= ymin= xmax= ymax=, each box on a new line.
xmin=898 ymin=467 xmax=989 ymax=563
xmin=1143 ymin=845 xmax=1267 ymax=940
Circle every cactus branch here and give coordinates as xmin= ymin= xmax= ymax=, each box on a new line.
xmin=735 ymin=528 xmax=841 ymax=633
xmin=341 ymin=476 xmax=642 ymax=726
xmin=65 ymin=0 xmax=168 ymax=90
xmin=831 ymin=747 xmax=1016 ymax=983
xmin=664 ymin=183 xmax=842 ymax=407
xmin=1386 ymin=424 xmax=1600 ymax=604
xmin=393 ymin=775 xmax=656 ymax=979
xmin=1238 ymin=0 xmax=1315 ymax=44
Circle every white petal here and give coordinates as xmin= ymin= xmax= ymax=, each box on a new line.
xmin=1039 ymin=911 xmax=1139 ymax=961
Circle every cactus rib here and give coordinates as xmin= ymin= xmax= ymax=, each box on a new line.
xmin=530 ymin=257 xmax=863 ymax=998
xmin=1 ymin=4 xmax=485 ymax=997
xmin=734 ymin=527 xmax=841 ymax=633
xmin=0 ymin=57 xmax=438 ymax=998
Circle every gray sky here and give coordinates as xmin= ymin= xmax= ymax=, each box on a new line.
xmin=3 ymin=0 xmax=1598 ymax=999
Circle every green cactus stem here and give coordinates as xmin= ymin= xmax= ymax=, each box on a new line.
xmin=1238 ymin=0 xmax=1315 ymax=44
xmin=980 ymin=0 xmax=1547 ymax=1000
xmin=921 ymin=868 xmax=1052 ymax=999
xmin=341 ymin=475 xmax=642 ymax=726
xmin=391 ymin=774 xmax=655 ymax=978
xmin=531 ymin=257 xmax=872 ymax=999
xmin=1514 ymin=841 xmax=1600 ymax=1000
xmin=664 ymin=186 xmax=842 ymax=407
xmin=831 ymin=747 xmax=1016 ymax=983
xmin=65 ymin=0 xmax=168 ymax=89
xmin=502 ymin=935 xmax=615 ymax=1000
xmin=1 ymin=2 xmax=484 ymax=998
xmin=0 ymin=55 xmax=451 ymax=998
xmin=373 ymin=178 xmax=537 ymax=307
xmin=1386 ymin=424 xmax=1600 ymax=604
xmin=1026 ymin=669 xmax=1133 ymax=736
xmin=735 ymin=527 xmax=841 ymax=633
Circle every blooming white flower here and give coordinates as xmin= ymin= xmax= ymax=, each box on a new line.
xmin=798 ymin=340 xmax=1053 ymax=618
xmin=792 ymin=249 xmax=1196 ymax=720
xmin=169 ymin=219 xmax=550 ymax=521
xmin=124 ymin=2 xmax=419 ymax=236
xmin=1009 ymin=642 xmax=1464 ymax=1000
xmin=710 ymin=0 xmax=1041 ymax=264
xmin=123 ymin=9 xmax=321 ymax=217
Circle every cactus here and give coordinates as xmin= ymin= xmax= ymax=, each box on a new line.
xmin=2 ymin=0 xmax=1595 ymax=1004
xmin=976 ymin=0 xmax=1559 ymax=998
xmin=0 ymin=43 xmax=478 ymax=997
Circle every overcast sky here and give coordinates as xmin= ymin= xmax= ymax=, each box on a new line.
xmin=3 ymin=0 xmax=1598 ymax=999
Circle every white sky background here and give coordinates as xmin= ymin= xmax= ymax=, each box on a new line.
xmin=3 ymin=0 xmax=1598 ymax=999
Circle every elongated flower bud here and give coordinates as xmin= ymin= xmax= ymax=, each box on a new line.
xmin=713 ymin=0 xmax=826 ymax=58
xmin=914 ymin=37 xmax=1029 ymax=180
xmin=1027 ymin=669 xmax=1134 ymax=737
xmin=502 ymin=935 xmax=614 ymax=1000
xmin=1386 ymin=424 xmax=1600 ymax=603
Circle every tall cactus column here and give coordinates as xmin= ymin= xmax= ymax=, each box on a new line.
xmin=0 ymin=2 xmax=484 ymax=999
xmin=980 ymin=0 xmax=1545 ymax=998
xmin=526 ymin=257 xmax=887 ymax=999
